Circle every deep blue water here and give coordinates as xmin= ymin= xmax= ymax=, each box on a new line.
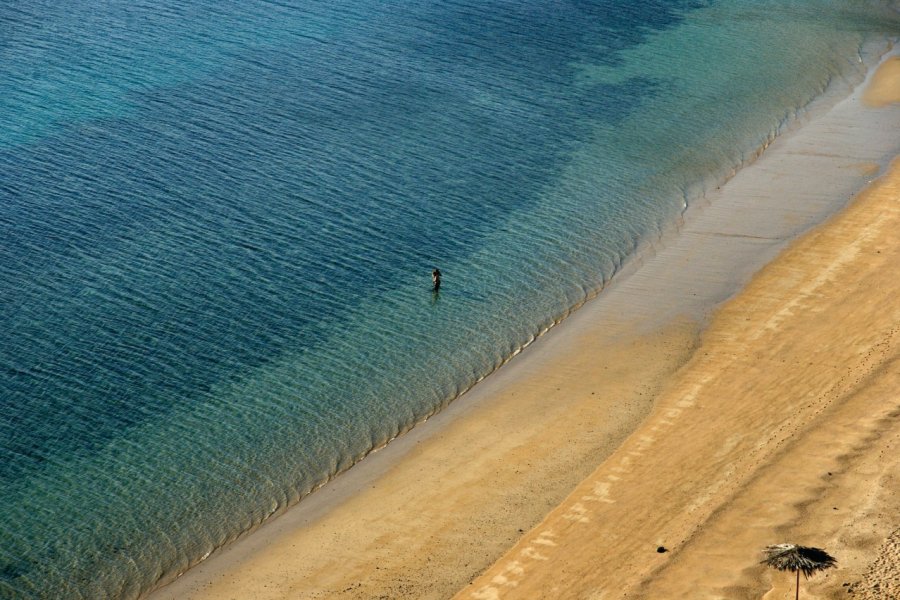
xmin=1 ymin=1 xmax=898 ymax=598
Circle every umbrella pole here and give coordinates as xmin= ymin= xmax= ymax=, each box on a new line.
xmin=795 ymin=570 xmax=800 ymax=600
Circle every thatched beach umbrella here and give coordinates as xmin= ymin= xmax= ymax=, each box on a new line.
xmin=761 ymin=544 xmax=837 ymax=600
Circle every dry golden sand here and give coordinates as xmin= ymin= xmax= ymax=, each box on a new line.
xmin=461 ymin=157 xmax=900 ymax=600
xmin=458 ymin=52 xmax=900 ymax=600
xmin=463 ymin=51 xmax=900 ymax=598
xmin=863 ymin=55 xmax=900 ymax=107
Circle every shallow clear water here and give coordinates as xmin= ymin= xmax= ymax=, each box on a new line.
xmin=1 ymin=1 xmax=898 ymax=597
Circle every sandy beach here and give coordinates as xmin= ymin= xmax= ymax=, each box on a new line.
xmin=150 ymin=50 xmax=900 ymax=600
xmin=463 ymin=170 xmax=900 ymax=596
xmin=462 ymin=55 xmax=900 ymax=600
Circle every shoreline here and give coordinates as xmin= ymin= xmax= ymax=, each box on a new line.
xmin=148 ymin=47 xmax=900 ymax=600
xmin=462 ymin=51 xmax=900 ymax=599
xmin=464 ymin=155 xmax=900 ymax=600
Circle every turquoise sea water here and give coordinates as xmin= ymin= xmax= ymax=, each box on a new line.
xmin=1 ymin=1 xmax=899 ymax=597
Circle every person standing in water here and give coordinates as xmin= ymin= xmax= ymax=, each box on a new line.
xmin=431 ymin=268 xmax=442 ymax=292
